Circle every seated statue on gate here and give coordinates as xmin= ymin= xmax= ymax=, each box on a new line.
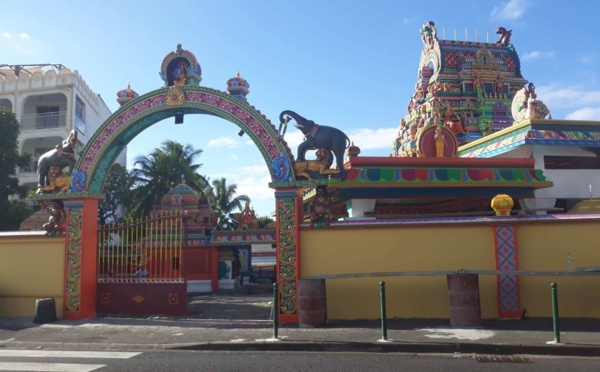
xmin=309 ymin=186 xmax=333 ymax=228
xmin=232 ymin=201 xmax=260 ymax=230
xmin=41 ymin=200 xmax=66 ymax=236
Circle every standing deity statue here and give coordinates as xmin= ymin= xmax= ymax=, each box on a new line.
xmin=434 ymin=126 xmax=448 ymax=157
xmin=420 ymin=21 xmax=437 ymax=49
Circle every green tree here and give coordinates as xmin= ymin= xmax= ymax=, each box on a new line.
xmin=98 ymin=163 xmax=133 ymax=225
xmin=129 ymin=140 xmax=209 ymax=218
xmin=208 ymin=177 xmax=250 ymax=230
xmin=0 ymin=109 xmax=32 ymax=231
xmin=257 ymin=215 xmax=275 ymax=229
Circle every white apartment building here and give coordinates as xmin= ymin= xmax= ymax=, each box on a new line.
xmin=0 ymin=64 xmax=126 ymax=192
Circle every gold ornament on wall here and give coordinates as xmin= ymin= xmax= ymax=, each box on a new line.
xmin=166 ymin=86 xmax=185 ymax=106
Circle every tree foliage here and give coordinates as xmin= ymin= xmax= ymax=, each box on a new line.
xmin=98 ymin=163 xmax=133 ymax=225
xmin=257 ymin=215 xmax=275 ymax=229
xmin=208 ymin=177 xmax=250 ymax=230
xmin=128 ymin=140 xmax=209 ymax=218
xmin=0 ymin=109 xmax=32 ymax=231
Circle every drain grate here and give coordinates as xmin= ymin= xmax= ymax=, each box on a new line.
xmin=473 ymin=354 xmax=533 ymax=363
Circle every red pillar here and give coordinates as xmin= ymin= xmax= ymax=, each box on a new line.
xmin=63 ymin=197 xmax=99 ymax=320
xmin=274 ymin=187 xmax=303 ymax=324
xmin=211 ymin=246 xmax=219 ymax=291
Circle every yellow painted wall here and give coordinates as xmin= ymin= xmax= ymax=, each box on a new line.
xmin=516 ymin=223 xmax=600 ymax=317
xmin=300 ymin=221 xmax=600 ymax=320
xmin=0 ymin=235 xmax=65 ymax=317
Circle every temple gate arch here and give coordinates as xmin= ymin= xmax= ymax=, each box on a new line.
xmin=71 ymin=85 xmax=296 ymax=194
xmin=40 ymin=45 xmax=305 ymax=323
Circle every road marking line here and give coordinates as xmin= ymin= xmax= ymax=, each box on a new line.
xmin=0 ymin=362 xmax=105 ymax=371
xmin=0 ymin=350 xmax=141 ymax=359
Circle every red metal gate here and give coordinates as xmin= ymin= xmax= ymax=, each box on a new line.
xmin=96 ymin=211 xmax=187 ymax=315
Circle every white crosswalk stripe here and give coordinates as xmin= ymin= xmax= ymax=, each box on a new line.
xmin=0 ymin=362 xmax=105 ymax=371
xmin=0 ymin=350 xmax=141 ymax=371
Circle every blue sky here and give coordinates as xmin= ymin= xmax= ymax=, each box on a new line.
xmin=2 ymin=0 xmax=599 ymax=217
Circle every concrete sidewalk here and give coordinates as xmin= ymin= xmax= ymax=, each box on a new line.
xmin=1 ymin=316 xmax=599 ymax=357
xmin=1 ymin=292 xmax=599 ymax=357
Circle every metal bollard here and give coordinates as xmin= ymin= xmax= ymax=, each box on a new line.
xmin=273 ymin=282 xmax=279 ymax=339
xmin=380 ymin=281 xmax=388 ymax=341
xmin=551 ymin=282 xmax=561 ymax=343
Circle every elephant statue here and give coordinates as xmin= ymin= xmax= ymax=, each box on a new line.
xmin=37 ymin=130 xmax=77 ymax=194
xmin=279 ymin=110 xmax=351 ymax=180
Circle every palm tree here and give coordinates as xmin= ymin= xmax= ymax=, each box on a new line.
xmin=208 ymin=177 xmax=250 ymax=230
xmin=129 ymin=140 xmax=209 ymax=217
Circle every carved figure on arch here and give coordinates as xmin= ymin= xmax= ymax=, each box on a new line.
xmin=37 ymin=130 xmax=77 ymax=194
xmin=434 ymin=126 xmax=448 ymax=157
xmin=443 ymin=104 xmax=465 ymax=135
xmin=231 ymin=201 xmax=260 ymax=230
xmin=420 ymin=21 xmax=437 ymax=49
xmin=495 ymin=74 xmax=505 ymax=96
xmin=40 ymin=200 xmax=66 ymax=236
xmin=511 ymin=82 xmax=551 ymax=124
xmin=38 ymin=166 xmax=72 ymax=194
xmin=472 ymin=72 xmax=483 ymax=100
xmin=293 ymin=148 xmax=340 ymax=180
xmin=309 ymin=186 xmax=333 ymax=228
xmin=280 ymin=110 xmax=351 ymax=180
xmin=496 ymin=27 xmax=512 ymax=46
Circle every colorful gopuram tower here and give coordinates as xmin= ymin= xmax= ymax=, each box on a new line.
xmin=392 ymin=22 xmax=535 ymax=157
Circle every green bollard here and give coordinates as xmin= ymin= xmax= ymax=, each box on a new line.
xmin=380 ymin=281 xmax=388 ymax=341
xmin=273 ymin=282 xmax=279 ymax=339
xmin=551 ymin=282 xmax=561 ymax=343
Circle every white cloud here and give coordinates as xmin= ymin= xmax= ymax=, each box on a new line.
xmin=521 ymin=50 xmax=555 ymax=61
xmin=280 ymin=126 xmax=396 ymax=153
xmin=230 ymin=154 xmax=239 ymax=161
xmin=207 ymin=137 xmax=239 ymax=148
xmin=280 ymin=131 xmax=305 ymax=150
xmin=537 ymin=84 xmax=600 ymax=109
xmin=1 ymin=31 xmax=37 ymax=55
xmin=240 ymin=165 xmax=270 ymax=174
xmin=491 ymin=0 xmax=530 ymax=20
xmin=565 ymin=107 xmax=600 ymax=121
xmin=347 ymin=127 xmax=397 ymax=150
xmin=580 ymin=53 xmax=597 ymax=64
xmin=230 ymin=175 xmax=275 ymax=216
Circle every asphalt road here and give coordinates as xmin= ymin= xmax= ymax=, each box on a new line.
xmin=1 ymin=350 xmax=599 ymax=372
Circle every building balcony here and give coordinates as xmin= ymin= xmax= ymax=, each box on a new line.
xmin=20 ymin=111 xmax=67 ymax=131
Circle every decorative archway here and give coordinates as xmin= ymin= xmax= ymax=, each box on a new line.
xmin=53 ymin=45 xmax=304 ymax=324
xmin=71 ymin=85 xmax=295 ymax=194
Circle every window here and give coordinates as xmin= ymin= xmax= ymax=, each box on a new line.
xmin=75 ymin=97 xmax=86 ymax=135
xmin=544 ymin=156 xmax=600 ymax=169
xmin=75 ymin=97 xmax=85 ymax=121
xmin=36 ymin=106 xmax=60 ymax=128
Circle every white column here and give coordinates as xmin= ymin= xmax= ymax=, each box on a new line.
xmin=344 ymin=199 xmax=376 ymax=220
xmin=519 ymin=198 xmax=556 ymax=215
